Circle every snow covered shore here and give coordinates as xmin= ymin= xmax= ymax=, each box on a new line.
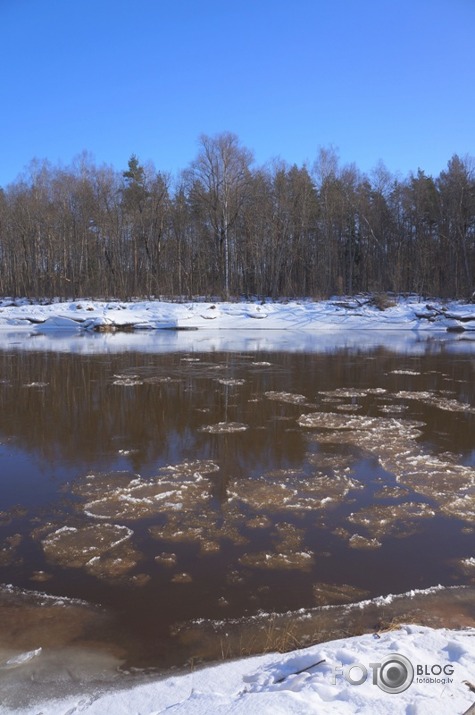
xmin=2 ymin=625 xmax=475 ymax=714
xmin=0 ymin=295 xmax=475 ymax=334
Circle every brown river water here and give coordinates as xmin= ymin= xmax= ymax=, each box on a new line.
xmin=0 ymin=331 xmax=474 ymax=680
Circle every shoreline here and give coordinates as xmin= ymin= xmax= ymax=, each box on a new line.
xmin=0 ymin=295 xmax=475 ymax=334
xmin=1 ymin=582 xmax=475 ymax=712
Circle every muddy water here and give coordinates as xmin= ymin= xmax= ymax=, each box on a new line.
xmin=0 ymin=340 xmax=474 ymax=671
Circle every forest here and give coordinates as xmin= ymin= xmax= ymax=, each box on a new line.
xmin=0 ymin=132 xmax=474 ymax=301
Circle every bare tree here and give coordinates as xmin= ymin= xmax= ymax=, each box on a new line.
xmin=184 ymin=132 xmax=253 ymax=298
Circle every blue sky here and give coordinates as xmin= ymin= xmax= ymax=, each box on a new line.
xmin=1 ymin=0 xmax=474 ymax=187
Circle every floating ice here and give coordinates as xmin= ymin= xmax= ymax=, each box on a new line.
xmin=239 ymin=522 xmax=313 ymax=570
xmin=142 ymin=375 xmax=181 ymax=384
xmin=239 ymin=550 xmax=314 ymax=570
xmin=373 ymin=485 xmax=409 ymax=499
xmin=318 ymin=388 xmax=387 ymax=398
xmin=378 ymin=403 xmax=409 ymax=414
xmin=312 ymin=583 xmax=369 ymax=606
xmin=393 ymin=390 xmax=475 ymax=413
xmin=264 ymin=391 xmax=309 ymax=404
xmin=154 ymin=552 xmax=177 ymax=566
xmin=158 ymin=460 xmax=220 ymax=478
xmin=0 ymin=533 xmax=23 ymax=567
xmin=199 ymin=422 xmax=249 ymax=433
xmin=111 ymin=375 xmax=144 ymax=386
xmin=149 ymin=503 xmax=248 ymax=554
xmin=72 ymin=462 xmax=219 ymax=521
xmin=299 ymin=408 xmax=475 ymax=527
xmin=441 ymin=493 xmax=475 ymax=522
xmin=306 ymin=450 xmax=355 ymax=470
xmin=171 ymin=572 xmax=193 ymax=583
xmin=216 ymin=378 xmax=246 ymax=386
xmin=246 ymin=515 xmax=272 ymax=529
xmin=41 ymin=523 xmax=138 ymax=579
xmin=335 ymin=403 xmax=362 ymax=411
xmin=348 ymin=502 xmax=436 ymax=540
xmin=458 ymin=557 xmax=475 ymax=580
xmin=348 ymin=534 xmax=382 ymax=549
xmin=230 ymin=468 xmax=361 ymax=513
xmin=389 ymin=369 xmax=421 ymax=375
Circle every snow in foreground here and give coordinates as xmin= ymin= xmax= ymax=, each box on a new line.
xmin=3 ymin=625 xmax=475 ymax=714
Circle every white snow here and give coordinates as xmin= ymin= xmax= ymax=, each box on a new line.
xmin=2 ymin=625 xmax=475 ymax=714
xmin=0 ymin=295 xmax=473 ymax=334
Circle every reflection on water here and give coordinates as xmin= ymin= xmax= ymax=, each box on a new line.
xmin=0 ymin=339 xmax=474 ymax=671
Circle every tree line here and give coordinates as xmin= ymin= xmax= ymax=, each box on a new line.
xmin=0 ymin=132 xmax=474 ymax=300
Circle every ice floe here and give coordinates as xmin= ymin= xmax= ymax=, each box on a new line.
xmin=216 ymin=378 xmax=246 ymax=386
xmin=393 ymin=389 xmax=475 ymax=413
xmin=348 ymin=502 xmax=436 ymax=540
xmin=264 ymin=390 xmax=309 ymax=404
xmin=239 ymin=523 xmax=314 ymax=571
xmin=312 ymin=583 xmax=369 ymax=606
xmin=297 ymin=408 xmax=475 ymax=526
xmin=199 ymin=422 xmax=249 ymax=433
xmin=348 ymin=533 xmax=383 ymax=549
xmin=229 ymin=469 xmax=361 ymax=513
xmin=41 ymin=524 xmax=138 ymax=579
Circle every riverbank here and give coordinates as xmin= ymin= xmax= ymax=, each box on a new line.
xmin=0 ymin=295 xmax=475 ymax=333
xmin=2 ymin=619 xmax=475 ymax=714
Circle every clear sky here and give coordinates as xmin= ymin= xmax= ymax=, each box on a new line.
xmin=1 ymin=0 xmax=474 ymax=187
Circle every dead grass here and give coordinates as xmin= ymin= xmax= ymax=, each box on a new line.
xmin=218 ymin=615 xmax=314 ymax=660
xmin=375 ymin=616 xmax=406 ymax=633
xmin=371 ymin=293 xmax=397 ymax=311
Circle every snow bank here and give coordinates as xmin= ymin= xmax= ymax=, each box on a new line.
xmin=0 ymin=296 xmax=474 ymax=335
xmin=3 ymin=625 xmax=475 ymax=714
